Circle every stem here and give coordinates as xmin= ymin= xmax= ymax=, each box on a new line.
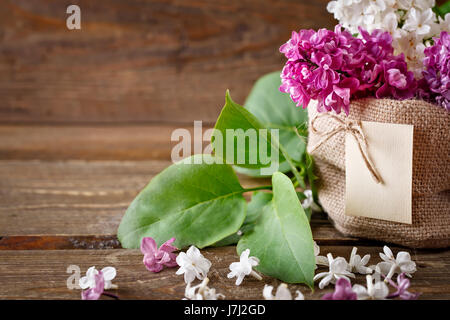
xmin=279 ymin=143 xmax=305 ymax=189
xmin=243 ymin=185 xmax=272 ymax=192
xmin=101 ymin=292 xmax=119 ymax=300
xmin=250 ymin=270 xmax=263 ymax=281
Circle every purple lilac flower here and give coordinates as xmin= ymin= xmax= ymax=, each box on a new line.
xmin=279 ymin=25 xmax=417 ymax=115
xmin=376 ymin=57 xmax=417 ymax=100
xmin=321 ymin=278 xmax=357 ymax=300
xmin=419 ymin=31 xmax=450 ymax=111
xmin=386 ymin=273 xmax=421 ymax=300
xmin=141 ymin=237 xmax=178 ymax=273
xmin=81 ymin=271 xmax=104 ymax=300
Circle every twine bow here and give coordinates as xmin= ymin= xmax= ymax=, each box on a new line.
xmin=309 ymin=113 xmax=383 ymax=184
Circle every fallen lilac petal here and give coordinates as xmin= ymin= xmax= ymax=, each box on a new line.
xmin=321 ymin=278 xmax=357 ymax=300
xmin=386 ymin=273 xmax=421 ymax=300
xmin=81 ymin=271 xmax=104 ymax=300
xmin=141 ymin=237 xmax=178 ymax=273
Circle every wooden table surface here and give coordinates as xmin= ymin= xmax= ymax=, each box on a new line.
xmin=0 ymin=124 xmax=449 ymax=300
xmin=0 ymin=0 xmax=449 ymax=300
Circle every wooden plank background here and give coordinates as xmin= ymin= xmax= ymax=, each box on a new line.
xmin=0 ymin=0 xmax=449 ymax=300
xmin=0 ymin=0 xmax=335 ymax=124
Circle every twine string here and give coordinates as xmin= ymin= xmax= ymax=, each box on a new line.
xmin=309 ymin=113 xmax=383 ymax=184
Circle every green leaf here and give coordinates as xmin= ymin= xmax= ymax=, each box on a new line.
xmin=117 ymin=154 xmax=247 ymax=249
xmin=213 ymin=91 xmax=305 ymax=187
xmin=435 ymin=1 xmax=450 ymax=17
xmin=245 ymin=191 xmax=273 ymax=224
xmin=237 ymin=172 xmax=315 ymax=287
xmin=212 ymin=191 xmax=273 ymax=247
xmin=235 ymin=71 xmax=308 ymax=177
xmin=213 ymin=91 xmax=279 ymax=169
xmin=244 ymin=71 xmax=308 ymax=161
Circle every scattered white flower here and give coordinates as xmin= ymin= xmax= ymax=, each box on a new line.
xmin=352 ymin=274 xmax=389 ymax=300
xmin=348 ymin=247 xmax=372 ymax=275
xmin=263 ymin=283 xmax=304 ymax=300
xmin=376 ymin=245 xmax=416 ymax=280
xmin=314 ymin=241 xmax=329 ymax=269
xmin=227 ymin=249 xmax=262 ymax=286
xmin=301 ymin=190 xmax=322 ymax=212
xmin=176 ymin=245 xmax=212 ymax=284
xmin=184 ymin=277 xmax=225 ymax=300
xmin=79 ymin=266 xmax=117 ymax=290
xmin=313 ymin=253 xmax=355 ymax=289
xmin=301 ymin=190 xmax=313 ymax=209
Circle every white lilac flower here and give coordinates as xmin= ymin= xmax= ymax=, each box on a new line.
xmin=176 ymin=245 xmax=212 ymax=284
xmin=439 ymin=13 xmax=450 ymax=32
xmin=348 ymin=247 xmax=372 ymax=275
xmin=403 ymin=8 xmax=436 ymax=36
xmin=184 ymin=277 xmax=225 ymax=300
xmin=263 ymin=283 xmax=304 ymax=300
xmin=398 ymin=0 xmax=436 ymax=11
xmin=376 ymin=246 xmax=416 ymax=280
xmin=352 ymin=275 xmax=390 ymax=300
xmin=301 ymin=190 xmax=322 ymax=212
xmin=313 ymin=253 xmax=355 ymax=289
xmin=227 ymin=249 xmax=262 ymax=286
xmin=301 ymin=190 xmax=314 ymax=209
xmin=314 ymin=241 xmax=329 ymax=269
xmin=79 ymin=266 xmax=117 ymax=290
xmin=326 ymin=0 xmax=446 ymax=76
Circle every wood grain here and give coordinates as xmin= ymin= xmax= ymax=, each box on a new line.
xmin=0 ymin=246 xmax=448 ymax=300
xmin=0 ymin=124 xmax=212 ymax=161
xmin=0 ymin=159 xmax=354 ymax=245
xmin=0 ymin=0 xmax=335 ymax=123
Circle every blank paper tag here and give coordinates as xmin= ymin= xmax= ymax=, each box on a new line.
xmin=345 ymin=121 xmax=413 ymax=224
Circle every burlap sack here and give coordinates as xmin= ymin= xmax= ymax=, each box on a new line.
xmin=307 ymin=98 xmax=450 ymax=248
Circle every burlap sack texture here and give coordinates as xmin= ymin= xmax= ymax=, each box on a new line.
xmin=307 ymin=98 xmax=450 ymax=248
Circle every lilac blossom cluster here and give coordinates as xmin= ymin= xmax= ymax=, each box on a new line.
xmin=280 ymin=25 xmax=417 ymax=115
xmin=419 ymin=31 xmax=450 ymax=111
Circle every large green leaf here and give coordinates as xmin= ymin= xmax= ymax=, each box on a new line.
xmin=235 ymin=71 xmax=308 ymax=177
xmin=237 ymin=172 xmax=315 ymax=287
xmin=212 ymin=191 xmax=273 ymax=247
xmin=213 ymin=91 xmax=304 ymax=186
xmin=213 ymin=91 xmax=279 ymax=169
xmin=118 ymin=154 xmax=246 ymax=249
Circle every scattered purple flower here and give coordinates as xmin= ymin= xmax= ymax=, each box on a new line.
xmin=386 ymin=273 xmax=421 ymax=300
xmin=141 ymin=237 xmax=178 ymax=273
xmin=79 ymin=266 xmax=117 ymax=290
xmin=81 ymin=271 xmax=105 ymax=300
xmin=321 ymin=278 xmax=357 ymax=300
